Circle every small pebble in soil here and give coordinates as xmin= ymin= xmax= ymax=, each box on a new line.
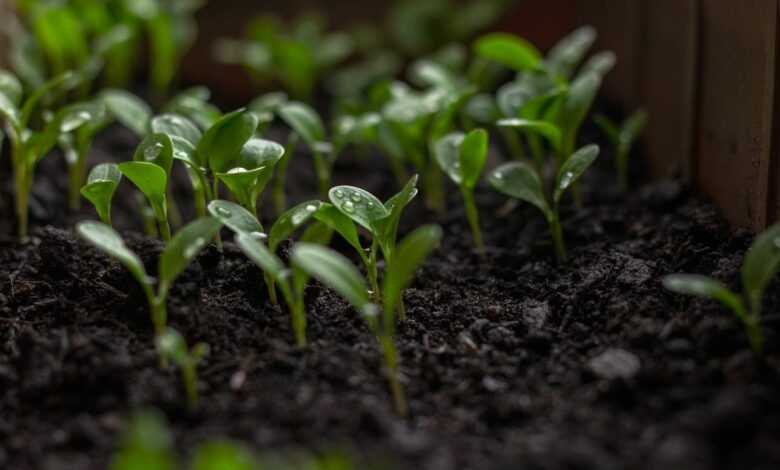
xmin=588 ymin=348 xmax=641 ymax=380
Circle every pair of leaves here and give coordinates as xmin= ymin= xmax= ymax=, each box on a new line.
xmin=119 ymin=133 xmax=176 ymax=222
xmin=81 ymin=163 xmax=122 ymax=225
xmin=489 ymin=144 xmax=600 ymax=219
xmin=216 ymin=138 xmax=285 ymax=212
xmin=434 ymin=128 xmax=489 ymax=190
xmin=594 ymin=109 xmax=648 ymax=155
xmin=77 ymin=217 xmax=223 ymax=294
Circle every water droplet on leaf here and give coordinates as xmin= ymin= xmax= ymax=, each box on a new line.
xmin=343 ymin=201 xmax=355 ymax=213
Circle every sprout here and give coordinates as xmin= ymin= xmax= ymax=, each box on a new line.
xmin=473 ymin=32 xmax=543 ymax=73
xmin=216 ymin=138 xmax=285 ymax=217
xmin=76 ymin=217 xmax=223 ymax=338
xmin=324 ymin=176 xmax=419 ymax=308
xmin=119 ymin=133 xmax=175 ymax=240
xmin=277 ymin=101 xmax=333 ymax=197
xmin=157 ymin=328 xmax=209 ymax=411
xmin=81 ymin=163 xmax=122 ymax=226
xmin=292 ymin=225 xmax=441 ymax=416
xmin=594 ymin=109 xmax=648 ymax=191
xmin=490 ymin=145 xmax=600 ymax=262
xmin=663 ymin=223 xmax=780 ymax=354
xmin=209 ymin=199 xmax=326 ymax=347
xmin=434 ymin=128 xmax=489 ymax=254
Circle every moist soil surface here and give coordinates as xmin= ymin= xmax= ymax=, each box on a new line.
xmin=1 ymin=127 xmax=779 ymax=470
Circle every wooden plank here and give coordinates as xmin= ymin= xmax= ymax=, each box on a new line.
xmin=576 ymin=0 xmax=642 ymax=108
xmin=638 ymin=0 xmax=699 ymax=180
xmin=696 ymin=0 xmax=777 ymax=230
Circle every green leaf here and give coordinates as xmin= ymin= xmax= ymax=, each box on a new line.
xmin=133 ymin=133 xmax=174 ymax=176
xmin=377 ymin=175 xmax=420 ymax=259
xmin=216 ymin=137 xmax=284 ymax=209
xmin=582 ymin=50 xmax=617 ymax=78
xmin=20 ymin=71 xmax=81 ymax=127
xmin=81 ymin=163 xmax=122 ymax=225
xmin=199 ymin=109 xmax=259 ymax=172
xmin=268 ymin=200 xmax=323 ymax=252
xmin=621 ymin=109 xmax=648 ymax=147
xmin=0 ymin=70 xmax=23 ymax=105
xmin=165 ymin=87 xmax=221 ymax=131
xmin=151 ymin=113 xmax=202 ymax=147
xmin=546 ymin=26 xmax=597 ymax=79
xmin=329 ymin=185 xmax=389 ymax=232
xmin=474 ymin=33 xmax=542 ymax=72
xmin=554 ymin=144 xmax=600 ymax=204
xmin=465 ymin=93 xmax=500 ymax=124
xmin=277 ymin=101 xmax=326 ymax=148
xmin=559 ymin=72 xmax=602 ymax=150
xmin=434 ymin=132 xmax=465 ymax=185
xmin=207 ymin=200 xmax=263 ymax=235
xmin=593 ymin=114 xmax=621 ymax=145
xmin=0 ymin=91 xmax=21 ymax=132
xmin=292 ymin=243 xmax=371 ymax=312
xmin=159 ymin=217 xmax=223 ymax=286
xmin=663 ymin=275 xmax=745 ymax=315
xmin=489 ymin=161 xmax=551 ymax=219
xmin=118 ymin=161 xmax=168 ymax=215
xmin=460 ymin=128 xmax=489 ymax=189
xmin=235 ymin=232 xmax=288 ymax=283
xmin=101 ymin=89 xmax=151 ymax=137
xmin=191 ymin=441 xmax=256 ymax=470
xmin=496 ymin=81 xmax=532 ymax=118
xmin=76 ymin=221 xmax=149 ymax=289
xmin=497 ymin=118 xmax=562 ymax=152
xmin=741 ymin=223 xmax=780 ymax=308
xmin=314 ymin=203 xmax=364 ymax=255
xmin=110 ymin=411 xmax=174 ymax=470
xmin=156 ymin=328 xmax=189 ymax=365
xmin=383 ymin=225 xmax=442 ymax=320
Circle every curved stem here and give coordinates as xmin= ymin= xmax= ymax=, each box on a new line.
xmin=380 ymin=335 xmax=407 ymax=417
xmin=549 ymin=213 xmax=567 ymax=263
xmin=462 ymin=188 xmax=485 ymax=255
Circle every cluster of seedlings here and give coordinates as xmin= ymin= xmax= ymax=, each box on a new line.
xmin=2 ymin=1 xmax=779 ymax=456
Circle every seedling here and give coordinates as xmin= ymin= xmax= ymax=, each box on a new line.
xmin=277 ymin=101 xmax=333 ymax=197
xmin=215 ymin=138 xmax=285 ymax=217
xmin=594 ymin=109 xmax=648 ymax=191
xmin=209 ymin=199 xmax=326 ymax=347
xmin=326 ymin=176 xmax=419 ymax=305
xmin=434 ymin=128 xmax=489 ymax=254
xmin=81 ymin=163 xmax=122 ymax=226
xmin=164 ymin=87 xmax=222 ymax=131
xmin=76 ymin=217 xmax=223 ymax=337
xmin=489 ymin=144 xmax=600 ymax=262
xmin=119 ymin=133 xmax=175 ymax=240
xmin=157 ymin=328 xmax=209 ymax=410
xmin=664 ymin=223 xmax=780 ymax=354
xmin=292 ymin=225 xmax=441 ymax=416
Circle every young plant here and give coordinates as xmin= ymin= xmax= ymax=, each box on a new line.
xmin=434 ymin=128 xmax=489 ymax=254
xmin=594 ymin=109 xmax=648 ymax=191
xmin=325 ymin=176 xmax=419 ymax=305
xmin=277 ymin=101 xmax=333 ymax=197
xmin=663 ymin=223 xmax=780 ymax=354
xmin=489 ymin=144 xmax=600 ymax=262
xmin=215 ymin=137 xmax=285 ymax=217
xmin=292 ymin=225 xmax=441 ymax=416
xmin=119 ymin=133 xmax=175 ymax=240
xmin=76 ymin=217 xmax=223 ymax=337
xmin=157 ymin=328 xmax=209 ymax=411
xmin=81 ymin=163 xmax=122 ymax=225
xmin=209 ymin=199 xmax=326 ymax=347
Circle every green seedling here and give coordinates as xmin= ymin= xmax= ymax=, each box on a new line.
xmin=216 ymin=138 xmax=285 ymax=217
xmin=110 ymin=410 xmax=175 ymax=470
xmin=558 ymin=71 xmax=602 ymax=164
xmin=663 ymin=223 xmax=780 ymax=354
xmin=164 ymin=87 xmax=222 ymax=131
xmin=0 ymin=69 xmax=107 ymax=239
xmin=489 ymin=144 xmax=600 ymax=262
xmin=594 ymin=109 xmax=648 ymax=191
xmin=325 ymin=176 xmax=419 ymax=306
xmin=210 ymin=199 xmax=326 ymax=347
xmin=81 ymin=163 xmax=122 ymax=225
xmin=119 ymin=133 xmax=175 ymax=240
xmin=474 ymin=33 xmax=543 ymax=73
xmin=545 ymin=25 xmax=597 ymax=80
xmin=277 ymin=101 xmax=333 ymax=197
xmin=76 ymin=217 xmax=223 ymax=337
xmin=102 ymin=88 xmax=153 ymax=138
xmin=157 ymin=328 xmax=209 ymax=411
xmin=293 ymin=225 xmax=441 ymax=416
xmin=434 ymin=128 xmax=489 ymax=254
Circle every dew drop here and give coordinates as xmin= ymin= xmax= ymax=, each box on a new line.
xmin=215 ymin=206 xmax=232 ymax=217
xmin=228 ymin=167 xmax=248 ymax=174
xmin=350 ymin=193 xmax=361 ymax=203
xmin=774 ymin=237 xmax=780 ymax=249
xmin=560 ymin=171 xmax=575 ymax=188
xmin=305 ymin=204 xmax=318 ymax=212
xmin=494 ymin=172 xmax=504 ymax=180
xmin=184 ymin=237 xmax=206 ymax=258
xmin=144 ymin=142 xmax=164 ymax=161
xmin=333 ymin=189 xmax=344 ymax=199
xmin=250 ymin=231 xmax=268 ymax=241
xmin=343 ymin=201 xmax=355 ymax=213
xmin=366 ymin=201 xmax=374 ymax=208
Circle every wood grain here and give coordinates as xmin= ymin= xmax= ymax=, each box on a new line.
xmin=695 ymin=0 xmax=777 ymax=230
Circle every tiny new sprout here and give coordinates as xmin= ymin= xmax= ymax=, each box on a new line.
xmin=489 ymin=145 xmax=600 ymax=262
xmin=119 ymin=133 xmax=175 ymax=240
xmin=325 ymin=176 xmax=419 ymax=307
xmin=434 ymin=128 xmax=489 ymax=254
xmin=77 ymin=217 xmax=223 ymax=337
xmin=292 ymin=225 xmax=441 ymax=416
xmin=157 ymin=328 xmax=209 ymax=410
xmin=209 ymin=199 xmax=326 ymax=347
xmin=81 ymin=163 xmax=122 ymax=225
xmin=664 ymin=224 xmax=780 ymax=354
xmin=215 ymin=138 xmax=285 ymax=217
xmin=594 ymin=109 xmax=648 ymax=192
xmin=277 ymin=101 xmax=334 ymax=197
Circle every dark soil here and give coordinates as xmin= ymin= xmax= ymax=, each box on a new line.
xmin=1 ymin=126 xmax=779 ymax=470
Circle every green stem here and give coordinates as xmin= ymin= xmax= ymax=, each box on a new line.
xmin=291 ymin=297 xmax=307 ymax=348
xmin=68 ymin=149 xmax=89 ymax=210
xmin=265 ymin=272 xmax=278 ymax=305
xmin=549 ymin=213 xmax=567 ymax=263
xmin=380 ymin=335 xmax=407 ymax=417
xmin=501 ymin=128 xmax=526 ymax=161
xmin=150 ymin=293 xmax=168 ymax=338
xmin=190 ymin=169 xmax=207 ymax=218
xmin=462 ymin=189 xmax=485 ymax=255
xmin=182 ymin=364 xmax=198 ymax=411
xmin=211 ymin=177 xmax=223 ymax=252
xmin=166 ymin=187 xmax=183 ymax=230
xmin=368 ymin=240 xmax=381 ymax=304
xmin=12 ymin=142 xmax=29 ymax=240
xmin=423 ymin=162 xmax=445 ymax=213
xmin=312 ymin=151 xmax=330 ymax=198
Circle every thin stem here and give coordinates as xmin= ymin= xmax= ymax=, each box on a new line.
xmin=211 ymin=177 xmax=223 ymax=251
xmin=68 ymin=149 xmax=88 ymax=210
xmin=462 ymin=188 xmax=485 ymax=255
xmin=12 ymin=143 xmax=30 ymax=240
xmin=380 ymin=335 xmax=407 ymax=417
xmin=291 ymin=297 xmax=307 ymax=348
xmin=312 ymin=151 xmax=330 ymax=198
xmin=150 ymin=293 xmax=168 ymax=338
xmin=501 ymin=128 xmax=526 ymax=161
xmin=182 ymin=364 xmax=198 ymax=411
xmin=368 ymin=240 xmax=381 ymax=304
xmin=549 ymin=213 xmax=567 ymax=263
xmin=423 ymin=162 xmax=445 ymax=213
